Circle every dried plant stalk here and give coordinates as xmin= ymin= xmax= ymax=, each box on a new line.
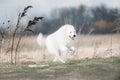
xmin=14 ymin=7 xmax=43 ymax=65
xmin=11 ymin=6 xmax=33 ymax=64
xmin=0 ymin=23 xmax=5 ymax=58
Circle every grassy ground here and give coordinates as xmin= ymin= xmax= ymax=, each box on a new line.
xmin=0 ymin=57 xmax=120 ymax=80
xmin=0 ymin=35 xmax=120 ymax=80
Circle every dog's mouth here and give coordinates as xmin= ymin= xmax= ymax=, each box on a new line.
xmin=69 ymin=35 xmax=76 ymax=40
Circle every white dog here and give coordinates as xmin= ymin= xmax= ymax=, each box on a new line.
xmin=37 ymin=24 xmax=76 ymax=63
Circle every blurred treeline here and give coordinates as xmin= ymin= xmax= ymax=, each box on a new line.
xmin=0 ymin=4 xmax=120 ymax=35
xmin=35 ymin=4 xmax=120 ymax=35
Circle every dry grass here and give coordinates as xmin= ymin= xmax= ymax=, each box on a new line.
xmin=75 ymin=34 xmax=120 ymax=59
xmin=0 ymin=6 xmax=43 ymax=64
xmin=0 ymin=34 xmax=120 ymax=63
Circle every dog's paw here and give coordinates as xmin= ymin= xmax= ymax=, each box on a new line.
xmin=68 ymin=47 xmax=76 ymax=55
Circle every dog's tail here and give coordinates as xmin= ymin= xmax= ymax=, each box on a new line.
xmin=37 ymin=33 xmax=46 ymax=48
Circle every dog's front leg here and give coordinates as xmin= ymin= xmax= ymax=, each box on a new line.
xmin=60 ymin=45 xmax=68 ymax=56
xmin=68 ymin=46 xmax=76 ymax=55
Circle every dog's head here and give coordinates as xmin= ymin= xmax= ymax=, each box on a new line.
xmin=63 ymin=24 xmax=76 ymax=40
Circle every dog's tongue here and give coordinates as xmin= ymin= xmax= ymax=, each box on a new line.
xmin=72 ymin=37 xmax=74 ymax=40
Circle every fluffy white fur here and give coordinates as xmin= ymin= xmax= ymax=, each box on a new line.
xmin=37 ymin=24 xmax=76 ymax=63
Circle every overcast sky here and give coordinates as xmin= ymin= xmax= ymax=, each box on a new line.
xmin=0 ymin=0 xmax=120 ymax=25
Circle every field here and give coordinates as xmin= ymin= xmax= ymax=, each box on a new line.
xmin=0 ymin=34 xmax=120 ymax=62
xmin=0 ymin=34 xmax=120 ymax=80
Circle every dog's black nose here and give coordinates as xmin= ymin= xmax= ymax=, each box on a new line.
xmin=73 ymin=35 xmax=76 ymax=37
